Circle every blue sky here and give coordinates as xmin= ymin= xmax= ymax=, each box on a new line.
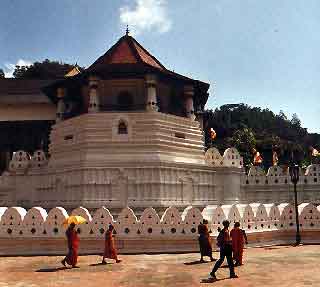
xmin=1 ymin=0 xmax=319 ymax=133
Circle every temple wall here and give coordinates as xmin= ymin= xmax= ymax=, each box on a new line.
xmin=0 ymin=104 xmax=55 ymax=121
xmin=48 ymin=112 xmax=206 ymax=168
xmin=241 ymin=165 xmax=320 ymax=204
xmin=0 ymin=145 xmax=319 ymax=211
xmin=0 ymin=204 xmax=319 ymax=255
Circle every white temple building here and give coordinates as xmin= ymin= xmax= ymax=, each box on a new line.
xmin=0 ymin=33 xmax=319 ymax=214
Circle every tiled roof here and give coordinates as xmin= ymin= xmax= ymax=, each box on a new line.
xmin=87 ymin=35 xmax=166 ymax=73
xmin=65 ymin=66 xmax=82 ymax=77
xmin=0 ymin=79 xmax=54 ymax=95
xmin=131 ymin=39 xmax=165 ymax=70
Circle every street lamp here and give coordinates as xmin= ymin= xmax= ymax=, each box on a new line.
xmin=289 ymin=164 xmax=301 ymax=246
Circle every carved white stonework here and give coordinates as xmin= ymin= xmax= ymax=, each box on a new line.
xmin=1 ymin=105 xmax=320 ymax=210
xmin=184 ymin=86 xmax=195 ymax=120
xmin=205 ymin=147 xmax=223 ymax=167
xmin=30 ymin=150 xmax=48 ymax=169
xmin=88 ymin=76 xmax=100 ymax=113
xmin=145 ymin=74 xmax=158 ymax=112
xmin=8 ymin=151 xmax=30 ymax=174
xmin=56 ymin=87 xmax=65 ymax=122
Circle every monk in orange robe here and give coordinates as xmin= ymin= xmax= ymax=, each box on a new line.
xmin=102 ymin=224 xmax=121 ymax=264
xmin=61 ymin=223 xmax=79 ymax=268
xmin=198 ymin=219 xmax=214 ymax=262
xmin=230 ymin=222 xmax=246 ymax=266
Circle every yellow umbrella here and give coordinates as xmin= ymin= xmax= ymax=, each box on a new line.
xmin=63 ymin=215 xmax=86 ymax=227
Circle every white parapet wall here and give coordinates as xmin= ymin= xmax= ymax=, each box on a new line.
xmin=0 ymin=203 xmax=320 ymax=256
xmin=242 ymin=164 xmax=320 ymax=204
xmin=0 ymin=143 xmax=320 ymax=210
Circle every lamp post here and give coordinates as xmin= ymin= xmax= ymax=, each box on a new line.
xmin=289 ymin=164 xmax=301 ymax=246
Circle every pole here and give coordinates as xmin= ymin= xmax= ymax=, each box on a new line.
xmin=293 ymin=181 xmax=301 ymax=245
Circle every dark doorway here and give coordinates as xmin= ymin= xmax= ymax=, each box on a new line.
xmin=117 ymin=91 xmax=133 ymax=111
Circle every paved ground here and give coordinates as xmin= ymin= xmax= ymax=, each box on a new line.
xmin=0 ymin=245 xmax=318 ymax=287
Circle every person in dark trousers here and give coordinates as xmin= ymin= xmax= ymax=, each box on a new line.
xmin=198 ymin=219 xmax=214 ymax=262
xmin=209 ymin=220 xmax=238 ymax=280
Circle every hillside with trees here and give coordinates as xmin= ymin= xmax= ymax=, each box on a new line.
xmin=203 ymin=104 xmax=320 ymax=170
xmin=12 ymin=59 xmax=83 ymax=79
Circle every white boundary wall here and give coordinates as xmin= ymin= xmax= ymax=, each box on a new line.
xmin=0 ymin=203 xmax=319 ymax=255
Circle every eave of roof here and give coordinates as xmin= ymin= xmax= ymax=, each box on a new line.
xmin=41 ymin=34 xmax=210 ymax=106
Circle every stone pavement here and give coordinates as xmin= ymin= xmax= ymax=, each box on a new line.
xmin=0 ymin=245 xmax=318 ymax=287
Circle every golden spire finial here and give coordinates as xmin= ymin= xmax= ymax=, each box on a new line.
xmin=126 ymin=24 xmax=129 ymax=36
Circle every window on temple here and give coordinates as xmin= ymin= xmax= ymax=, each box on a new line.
xmin=118 ymin=121 xmax=128 ymax=134
xmin=117 ymin=91 xmax=133 ymax=111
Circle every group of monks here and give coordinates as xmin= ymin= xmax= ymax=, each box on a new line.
xmin=60 ymin=219 xmax=246 ymax=281
xmin=61 ymin=223 xmax=121 ymax=268
xmin=198 ymin=219 xmax=247 ymax=280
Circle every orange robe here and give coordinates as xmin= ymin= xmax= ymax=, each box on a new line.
xmin=230 ymin=228 xmax=244 ymax=265
xmin=104 ymin=230 xmax=118 ymax=260
xmin=65 ymin=229 xmax=79 ymax=267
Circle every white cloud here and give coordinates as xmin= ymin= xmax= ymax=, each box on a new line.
xmin=119 ymin=0 xmax=172 ymax=36
xmin=3 ymin=59 xmax=32 ymax=78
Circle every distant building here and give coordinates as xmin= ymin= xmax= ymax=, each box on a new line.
xmin=0 ymin=79 xmax=56 ymax=174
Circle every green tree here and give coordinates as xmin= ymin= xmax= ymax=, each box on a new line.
xmin=231 ymin=128 xmax=256 ymax=168
xmin=291 ymin=113 xmax=301 ymax=128
xmin=278 ymin=110 xmax=287 ymax=121
xmin=0 ymin=69 xmax=4 ymax=78
xmin=13 ymin=59 xmax=83 ymax=79
xmin=203 ymin=104 xmax=317 ymax=168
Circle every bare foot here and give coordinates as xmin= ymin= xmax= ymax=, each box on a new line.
xmin=116 ymin=259 xmax=122 ymax=263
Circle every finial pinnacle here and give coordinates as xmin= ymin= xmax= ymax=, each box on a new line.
xmin=126 ymin=24 xmax=129 ymax=36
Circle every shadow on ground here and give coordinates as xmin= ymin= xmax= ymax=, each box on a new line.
xmin=35 ymin=267 xmax=68 ymax=272
xmin=200 ymin=277 xmax=229 ymax=284
xmin=184 ymin=260 xmax=211 ymax=265
xmin=89 ymin=262 xmax=112 ymax=267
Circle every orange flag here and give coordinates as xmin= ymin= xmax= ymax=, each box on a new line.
xmin=272 ymin=151 xmax=278 ymax=166
xmin=209 ymin=128 xmax=216 ymax=140
xmin=253 ymin=149 xmax=263 ymax=165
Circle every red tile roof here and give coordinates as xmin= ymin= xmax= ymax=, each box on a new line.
xmin=108 ymin=39 xmax=138 ymax=64
xmin=132 ymin=40 xmax=164 ymax=70
xmin=87 ymin=35 xmax=166 ymax=73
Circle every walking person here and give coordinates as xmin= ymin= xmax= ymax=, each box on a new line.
xmin=198 ymin=219 xmax=214 ymax=262
xmin=102 ymin=224 xmax=121 ymax=264
xmin=230 ymin=222 xmax=247 ymax=266
xmin=209 ymin=220 xmax=238 ymax=280
xmin=61 ymin=223 xmax=79 ymax=268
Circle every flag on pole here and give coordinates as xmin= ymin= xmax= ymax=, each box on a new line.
xmin=272 ymin=151 xmax=279 ymax=166
xmin=209 ymin=128 xmax=216 ymax=140
xmin=312 ymin=147 xmax=320 ymax=157
xmin=253 ymin=148 xmax=263 ymax=165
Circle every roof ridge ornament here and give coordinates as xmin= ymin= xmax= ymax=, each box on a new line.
xmin=126 ymin=24 xmax=130 ymax=36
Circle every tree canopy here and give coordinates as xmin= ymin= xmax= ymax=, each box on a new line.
xmin=0 ymin=69 xmax=4 ymax=78
xmin=13 ymin=59 xmax=83 ymax=79
xmin=204 ymin=103 xmax=319 ymax=169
